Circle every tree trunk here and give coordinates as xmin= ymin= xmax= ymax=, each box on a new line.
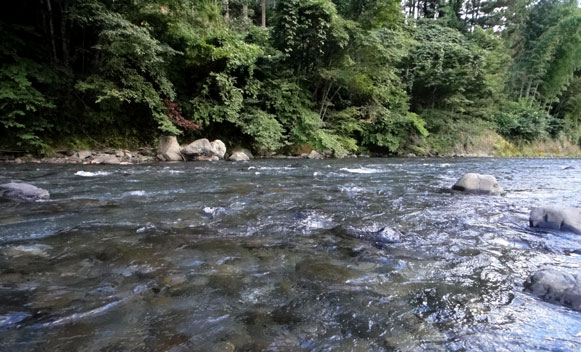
xmin=261 ymin=0 xmax=266 ymax=27
xmin=43 ymin=0 xmax=58 ymax=62
xmin=319 ymin=82 xmax=333 ymax=120
xmin=223 ymin=0 xmax=229 ymax=20
xmin=58 ymin=1 xmax=69 ymax=65
xmin=243 ymin=3 xmax=249 ymax=26
xmin=525 ymin=79 xmax=533 ymax=100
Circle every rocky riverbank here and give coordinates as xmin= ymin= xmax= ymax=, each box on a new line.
xmin=0 ymin=148 xmax=157 ymax=165
xmin=2 ymin=133 xmax=581 ymax=165
xmin=0 ymin=137 xmax=369 ymax=164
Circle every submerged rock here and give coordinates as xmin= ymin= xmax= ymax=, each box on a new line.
xmin=157 ymin=135 xmax=183 ymax=161
xmin=452 ymin=173 xmax=504 ymax=195
xmin=295 ymin=260 xmax=355 ymax=283
xmin=0 ymin=182 xmax=50 ymax=201
xmin=529 ymin=206 xmax=581 ymax=234
xmin=229 ymin=148 xmax=253 ymax=161
xmin=332 ymin=225 xmax=402 ymax=249
xmin=5 ymin=244 xmax=52 ymax=258
xmin=524 ymin=270 xmax=581 ymax=312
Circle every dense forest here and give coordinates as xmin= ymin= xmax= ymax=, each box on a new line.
xmin=1 ymin=0 xmax=580 ymax=156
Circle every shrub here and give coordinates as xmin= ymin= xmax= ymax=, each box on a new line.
xmin=494 ymin=102 xmax=562 ymax=141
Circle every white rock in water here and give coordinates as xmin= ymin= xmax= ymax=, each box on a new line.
xmin=452 ymin=173 xmax=504 ymax=195
xmin=229 ymin=147 xmax=253 ymax=161
xmin=529 ymin=206 xmax=581 ymax=234
xmin=0 ymin=182 xmax=50 ymax=201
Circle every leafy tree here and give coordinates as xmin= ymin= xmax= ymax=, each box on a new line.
xmin=0 ymin=26 xmax=55 ymax=150
xmin=74 ymin=2 xmax=180 ymax=136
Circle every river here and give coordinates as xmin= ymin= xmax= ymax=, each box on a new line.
xmin=1 ymin=158 xmax=580 ymax=351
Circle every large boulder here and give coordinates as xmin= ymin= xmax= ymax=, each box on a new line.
xmin=524 ymin=270 xmax=581 ymax=312
xmin=0 ymin=183 xmax=50 ymax=201
xmin=307 ymin=150 xmax=324 ymax=160
xmin=76 ymin=150 xmax=92 ymax=160
xmin=529 ymin=206 xmax=581 ymax=234
xmin=452 ymin=173 xmax=504 ymax=195
xmin=157 ymin=136 xmax=183 ymax=161
xmin=91 ymin=154 xmax=121 ymax=165
xmin=229 ymin=147 xmax=253 ymax=162
xmin=210 ymin=140 xmax=227 ymax=159
xmin=181 ymin=139 xmax=215 ymax=160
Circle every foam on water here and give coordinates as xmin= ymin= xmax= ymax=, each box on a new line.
xmin=122 ymin=190 xmax=148 ymax=197
xmin=340 ymin=167 xmax=382 ymax=174
xmin=74 ymin=171 xmax=111 ymax=177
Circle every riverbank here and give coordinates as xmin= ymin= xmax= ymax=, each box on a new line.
xmin=426 ymin=128 xmax=581 ymax=158
xmin=1 ymin=131 xmax=580 ymax=164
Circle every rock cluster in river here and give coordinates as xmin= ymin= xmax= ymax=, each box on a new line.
xmin=181 ymin=138 xmax=225 ymax=161
xmin=156 ymin=137 xmax=236 ymax=162
xmin=524 ymin=206 xmax=581 ymax=310
xmin=451 ymin=172 xmax=581 ymax=313
xmin=155 ymin=136 xmax=360 ymax=162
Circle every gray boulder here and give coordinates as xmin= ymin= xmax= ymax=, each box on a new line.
xmin=529 ymin=206 xmax=581 ymax=234
xmin=91 ymin=154 xmax=121 ymax=165
xmin=229 ymin=147 xmax=253 ymax=161
xmin=452 ymin=173 xmax=504 ymax=195
xmin=524 ymin=270 xmax=581 ymax=311
xmin=181 ymin=138 xmax=215 ymax=160
xmin=0 ymin=183 xmax=50 ymax=201
xmin=157 ymin=136 xmax=183 ymax=161
xmin=307 ymin=150 xmax=324 ymax=160
xmin=229 ymin=152 xmax=249 ymax=161
xmin=210 ymin=140 xmax=227 ymax=159
xmin=76 ymin=150 xmax=92 ymax=160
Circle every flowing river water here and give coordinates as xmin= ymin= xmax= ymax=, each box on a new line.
xmin=1 ymin=158 xmax=581 ymax=351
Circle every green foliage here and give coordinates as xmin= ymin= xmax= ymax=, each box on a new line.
xmin=74 ymin=3 xmax=179 ymax=135
xmin=511 ymin=0 xmax=581 ymax=104
xmin=560 ymin=75 xmax=581 ymax=145
xmin=333 ymin=0 xmax=403 ymax=29
xmin=422 ymin=109 xmax=495 ymax=153
xmin=404 ymin=21 xmax=487 ymax=111
xmin=0 ymin=0 xmax=579 ymax=156
xmin=239 ymin=108 xmax=286 ymax=150
xmin=273 ymin=0 xmax=350 ymax=75
xmin=0 ymin=26 xmax=56 ymax=151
